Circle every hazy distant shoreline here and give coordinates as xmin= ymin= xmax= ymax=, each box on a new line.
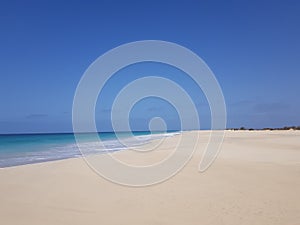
xmin=227 ymin=126 xmax=300 ymax=131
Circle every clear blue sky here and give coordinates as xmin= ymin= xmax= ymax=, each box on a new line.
xmin=0 ymin=0 xmax=299 ymax=133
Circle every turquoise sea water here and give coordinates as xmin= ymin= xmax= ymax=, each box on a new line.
xmin=0 ymin=131 xmax=179 ymax=167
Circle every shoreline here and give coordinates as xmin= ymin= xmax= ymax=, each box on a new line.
xmin=1 ymin=129 xmax=299 ymax=169
xmin=0 ymin=130 xmax=181 ymax=168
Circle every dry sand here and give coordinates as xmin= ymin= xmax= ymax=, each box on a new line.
xmin=0 ymin=130 xmax=299 ymax=225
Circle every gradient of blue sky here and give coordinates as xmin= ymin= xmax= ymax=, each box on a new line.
xmin=0 ymin=0 xmax=299 ymax=133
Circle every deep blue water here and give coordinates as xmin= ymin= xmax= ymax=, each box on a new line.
xmin=0 ymin=131 xmax=179 ymax=167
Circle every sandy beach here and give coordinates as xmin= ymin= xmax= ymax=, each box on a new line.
xmin=0 ymin=130 xmax=299 ymax=225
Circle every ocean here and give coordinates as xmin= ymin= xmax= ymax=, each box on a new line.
xmin=0 ymin=131 xmax=179 ymax=168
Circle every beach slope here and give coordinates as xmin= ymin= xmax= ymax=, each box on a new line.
xmin=0 ymin=130 xmax=299 ymax=225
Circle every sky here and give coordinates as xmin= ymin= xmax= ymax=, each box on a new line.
xmin=0 ymin=0 xmax=299 ymax=133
